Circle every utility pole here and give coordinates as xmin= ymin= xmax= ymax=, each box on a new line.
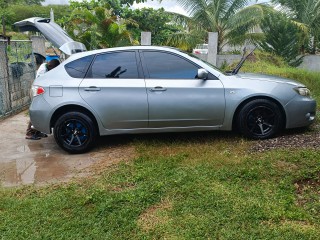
xmin=50 ymin=8 xmax=54 ymax=22
xmin=207 ymin=32 xmax=218 ymax=66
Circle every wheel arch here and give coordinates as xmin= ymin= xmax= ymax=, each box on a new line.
xmin=50 ymin=104 xmax=100 ymax=135
xmin=232 ymin=96 xmax=287 ymax=131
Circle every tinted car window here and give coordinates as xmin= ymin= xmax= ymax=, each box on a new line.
xmin=65 ymin=55 xmax=94 ymax=78
xmin=143 ymin=51 xmax=199 ymax=79
xmin=87 ymin=51 xmax=138 ymax=79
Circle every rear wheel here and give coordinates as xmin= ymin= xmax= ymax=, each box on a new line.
xmin=54 ymin=112 xmax=97 ymax=153
xmin=237 ymin=99 xmax=283 ymax=139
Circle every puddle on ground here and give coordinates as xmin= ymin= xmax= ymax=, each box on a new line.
xmin=0 ymin=141 xmax=95 ymax=187
xmin=0 ymin=138 xmax=134 ymax=187
xmin=0 ymin=112 xmax=135 ymax=187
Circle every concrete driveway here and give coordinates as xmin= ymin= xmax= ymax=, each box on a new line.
xmin=0 ymin=111 xmax=134 ymax=187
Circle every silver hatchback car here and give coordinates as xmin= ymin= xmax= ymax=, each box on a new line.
xmin=30 ymin=46 xmax=316 ymax=153
xmin=15 ymin=18 xmax=316 ymax=153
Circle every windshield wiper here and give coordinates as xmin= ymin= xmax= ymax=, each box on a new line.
xmin=229 ymin=47 xmax=256 ymax=75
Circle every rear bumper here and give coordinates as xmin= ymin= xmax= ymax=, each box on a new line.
xmin=29 ymin=95 xmax=52 ymax=134
xmin=285 ymin=96 xmax=316 ymax=129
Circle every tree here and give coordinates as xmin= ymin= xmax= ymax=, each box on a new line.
xmin=272 ymin=0 xmax=320 ymax=54
xmin=2 ymin=5 xmax=71 ymax=33
xmin=0 ymin=1 xmax=15 ymax=34
xmin=166 ymin=0 xmax=266 ymax=52
xmin=23 ymin=0 xmax=44 ymax=4
xmin=80 ymin=0 xmax=160 ymax=16
xmin=11 ymin=5 xmax=71 ymax=22
xmin=65 ymin=1 xmax=135 ymax=50
xmin=118 ymin=0 xmax=156 ymax=6
xmin=0 ymin=0 xmax=44 ymax=33
xmin=258 ymin=11 xmax=303 ymax=66
xmin=121 ymin=7 xmax=180 ymax=45
xmin=0 ymin=0 xmax=44 ymax=5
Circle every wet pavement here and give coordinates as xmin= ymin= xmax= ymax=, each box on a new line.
xmin=0 ymin=111 xmax=134 ymax=187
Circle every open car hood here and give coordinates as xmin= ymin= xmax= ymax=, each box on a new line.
xmin=14 ymin=17 xmax=86 ymax=55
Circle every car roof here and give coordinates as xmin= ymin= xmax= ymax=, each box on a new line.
xmin=65 ymin=46 xmax=187 ymax=61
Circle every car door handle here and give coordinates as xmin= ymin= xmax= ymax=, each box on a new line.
xmin=150 ymin=86 xmax=167 ymax=92
xmin=84 ymin=86 xmax=101 ymax=91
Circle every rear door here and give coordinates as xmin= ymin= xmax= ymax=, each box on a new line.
xmin=79 ymin=51 xmax=148 ymax=129
xmin=140 ymin=50 xmax=225 ymax=128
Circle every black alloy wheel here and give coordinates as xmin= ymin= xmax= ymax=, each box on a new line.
xmin=237 ymin=99 xmax=283 ymax=139
xmin=54 ymin=112 xmax=97 ymax=153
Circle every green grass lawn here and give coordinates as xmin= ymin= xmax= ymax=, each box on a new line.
xmin=0 ymin=53 xmax=319 ymax=239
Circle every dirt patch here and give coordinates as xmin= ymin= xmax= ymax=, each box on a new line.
xmin=88 ymin=144 xmax=136 ymax=175
xmin=138 ymin=198 xmax=173 ymax=231
xmin=294 ymin=172 xmax=320 ymax=207
xmin=109 ymin=182 xmax=136 ymax=192
xmin=261 ymin=219 xmax=316 ymax=231
xmin=273 ymin=160 xmax=299 ymax=173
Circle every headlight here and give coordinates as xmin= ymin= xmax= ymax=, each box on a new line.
xmin=294 ymin=87 xmax=311 ymax=97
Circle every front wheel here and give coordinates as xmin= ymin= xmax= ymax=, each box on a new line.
xmin=54 ymin=112 xmax=97 ymax=153
xmin=237 ymin=99 xmax=283 ymax=139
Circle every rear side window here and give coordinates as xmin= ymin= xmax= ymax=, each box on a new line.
xmin=65 ymin=55 xmax=94 ymax=78
xmin=86 ymin=51 xmax=138 ymax=79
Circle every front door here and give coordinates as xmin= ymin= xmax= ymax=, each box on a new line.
xmin=140 ymin=50 xmax=225 ymax=128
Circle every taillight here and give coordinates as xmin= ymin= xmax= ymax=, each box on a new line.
xmin=32 ymin=86 xmax=45 ymax=97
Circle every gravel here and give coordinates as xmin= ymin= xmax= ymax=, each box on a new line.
xmin=250 ymin=124 xmax=320 ymax=153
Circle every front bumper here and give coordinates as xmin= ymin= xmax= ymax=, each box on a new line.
xmin=285 ymin=95 xmax=317 ymax=129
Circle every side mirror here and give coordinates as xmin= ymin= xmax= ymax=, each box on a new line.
xmin=197 ymin=68 xmax=208 ymax=80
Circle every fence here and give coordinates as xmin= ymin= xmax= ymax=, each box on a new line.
xmin=0 ymin=40 xmax=36 ymax=119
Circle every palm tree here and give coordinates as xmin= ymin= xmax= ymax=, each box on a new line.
xmin=272 ymin=0 xmax=320 ymax=54
xmin=166 ymin=0 xmax=266 ymax=52
xmin=65 ymin=1 xmax=136 ymax=50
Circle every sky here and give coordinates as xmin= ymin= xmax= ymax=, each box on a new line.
xmin=43 ymin=0 xmax=269 ymax=16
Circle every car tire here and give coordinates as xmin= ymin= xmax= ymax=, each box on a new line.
xmin=54 ymin=112 xmax=97 ymax=153
xmin=237 ymin=99 xmax=283 ymax=139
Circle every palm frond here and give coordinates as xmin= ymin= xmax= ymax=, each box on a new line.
xmin=169 ymin=11 xmax=198 ymax=31
xmin=175 ymin=0 xmax=208 ymax=17
xmin=223 ymin=0 xmax=251 ymax=20
xmin=227 ymin=4 xmax=266 ymax=29
xmin=166 ymin=31 xmax=203 ymax=51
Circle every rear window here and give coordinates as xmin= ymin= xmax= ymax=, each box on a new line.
xmin=64 ymin=55 xmax=94 ymax=78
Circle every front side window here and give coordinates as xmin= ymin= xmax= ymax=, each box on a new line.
xmin=87 ymin=51 xmax=138 ymax=79
xmin=143 ymin=51 xmax=199 ymax=79
xmin=65 ymin=55 xmax=94 ymax=78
